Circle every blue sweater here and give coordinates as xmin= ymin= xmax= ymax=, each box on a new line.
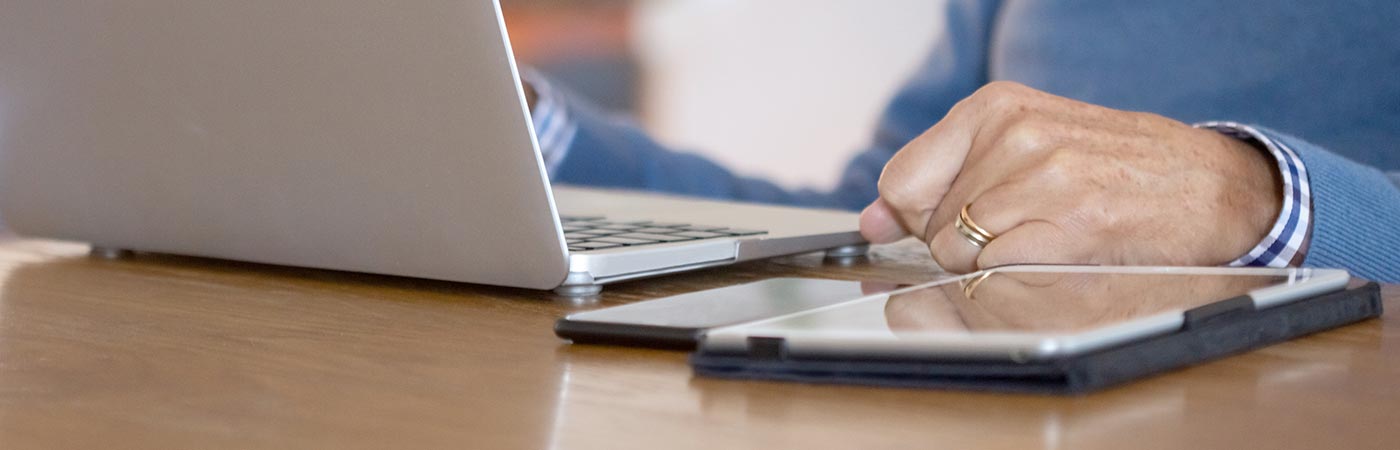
xmin=552 ymin=0 xmax=1400 ymax=282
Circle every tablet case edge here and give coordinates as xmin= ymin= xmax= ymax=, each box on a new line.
xmin=690 ymin=282 xmax=1383 ymax=395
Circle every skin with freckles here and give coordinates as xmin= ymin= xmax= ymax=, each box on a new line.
xmin=859 ymin=81 xmax=1284 ymax=273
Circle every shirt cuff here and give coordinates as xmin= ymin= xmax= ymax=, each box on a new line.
xmin=1195 ymin=121 xmax=1312 ymax=267
xmin=520 ymin=68 xmax=579 ymax=176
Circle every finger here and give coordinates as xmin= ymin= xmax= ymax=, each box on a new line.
xmin=925 ymin=123 xmax=1058 ymax=232
xmin=883 ymin=287 xmax=968 ymax=334
xmin=925 ymin=181 xmax=1054 ymax=273
xmin=860 ymin=280 xmax=900 ymax=295
xmin=962 ymin=168 xmax=1100 ymax=270
xmin=928 ymin=217 xmax=986 ymax=274
xmin=952 ymin=270 xmax=1085 ymax=332
xmin=977 ymin=220 xmax=1095 ymax=270
xmin=961 ymin=271 xmax=1073 ymax=305
xmin=859 ymin=198 xmax=909 ymax=243
xmin=877 ymin=82 xmax=1062 ymax=242
xmin=946 ymin=271 xmax=1027 ymax=329
xmin=874 ymin=99 xmax=985 ymax=239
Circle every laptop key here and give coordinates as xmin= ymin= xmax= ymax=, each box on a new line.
xmin=591 ymin=236 xmax=659 ymax=245
xmin=612 ymin=233 xmax=696 ymax=243
xmin=644 ymin=222 xmax=690 ymax=228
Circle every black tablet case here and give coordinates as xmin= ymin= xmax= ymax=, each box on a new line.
xmin=555 ymin=320 xmax=705 ymax=350
xmin=690 ymin=282 xmax=1383 ymax=395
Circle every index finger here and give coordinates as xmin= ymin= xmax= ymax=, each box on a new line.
xmin=873 ymin=99 xmax=984 ymax=242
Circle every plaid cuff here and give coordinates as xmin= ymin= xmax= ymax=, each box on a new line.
xmin=1196 ymin=121 xmax=1312 ymax=267
xmin=520 ymin=69 xmax=579 ymax=176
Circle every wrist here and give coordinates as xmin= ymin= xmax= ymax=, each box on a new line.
xmin=1195 ymin=121 xmax=1313 ymax=267
xmin=1218 ymin=129 xmax=1284 ymax=248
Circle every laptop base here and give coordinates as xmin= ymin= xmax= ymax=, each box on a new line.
xmin=554 ymin=272 xmax=605 ymax=297
xmin=552 ymin=244 xmax=872 ymax=298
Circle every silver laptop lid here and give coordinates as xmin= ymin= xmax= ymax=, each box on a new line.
xmin=0 ymin=0 xmax=571 ymax=288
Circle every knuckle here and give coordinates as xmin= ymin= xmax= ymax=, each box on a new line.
xmin=877 ymin=183 xmax=932 ymax=222
xmin=1045 ymin=146 xmax=1080 ymax=166
xmin=946 ymin=94 xmax=979 ymax=118
xmin=974 ymin=81 xmax=1031 ymax=111
xmin=1029 ymin=148 xmax=1080 ymax=187
xmin=979 ymin=80 xmax=1029 ymax=97
xmin=877 ymin=151 xmax=939 ymax=212
xmin=876 ymin=154 xmax=908 ymax=193
xmin=876 ymin=172 xmax=917 ymax=208
xmin=997 ymin=118 xmax=1050 ymax=152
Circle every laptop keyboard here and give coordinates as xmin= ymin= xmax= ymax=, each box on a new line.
xmin=561 ymin=215 xmax=766 ymax=252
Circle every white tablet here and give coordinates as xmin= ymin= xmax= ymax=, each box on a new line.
xmin=699 ymin=266 xmax=1350 ymax=362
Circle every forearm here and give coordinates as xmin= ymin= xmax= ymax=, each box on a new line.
xmin=534 ymin=0 xmax=1002 ymax=211
xmin=549 ymin=93 xmax=853 ymax=209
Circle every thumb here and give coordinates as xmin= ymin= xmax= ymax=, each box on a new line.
xmin=860 ymin=198 xmax=910 ymax=243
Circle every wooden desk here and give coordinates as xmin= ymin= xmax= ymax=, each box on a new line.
xmin=0 ymin=238 xmax=1394 ymax=449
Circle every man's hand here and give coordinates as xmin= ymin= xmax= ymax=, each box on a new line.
xmin=859 ymin=82 xmax=1283 ymax=273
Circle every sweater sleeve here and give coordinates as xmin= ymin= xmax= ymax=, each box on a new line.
xmin=549 ymin=0 xmax=1004 ymax=211
xmin=1252 ymin=127 xmax=1400 ymax=283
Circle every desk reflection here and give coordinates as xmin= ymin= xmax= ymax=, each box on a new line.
xmin=884 ymin=270 xmax=1281 ymax=334
xmin=0 ymin=245 xmax=570 ymax=449
xmin=549 ymin=276 xmax=1389 ymax=449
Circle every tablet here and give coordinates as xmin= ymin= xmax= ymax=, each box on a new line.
xmin=699 ymin=266 xmax=1350 ymax=362
xmin=556 ymin=278 xmax=904 ymax=349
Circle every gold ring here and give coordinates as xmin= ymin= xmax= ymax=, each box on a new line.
xmin=955 ymin=203 xmax=997 ymax=249
xmin=959 ymin=271 xmax=994 ymax=300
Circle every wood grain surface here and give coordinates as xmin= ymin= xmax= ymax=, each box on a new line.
xmin=0 ymin=237 xmax=1394 ymax=449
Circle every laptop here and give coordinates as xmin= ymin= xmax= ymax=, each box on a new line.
xmin=0 ymin=0 xmax=864 ymax=296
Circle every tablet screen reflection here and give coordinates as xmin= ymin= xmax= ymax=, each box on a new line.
xmin=882 ymin=271 xmax=1289 ymax=335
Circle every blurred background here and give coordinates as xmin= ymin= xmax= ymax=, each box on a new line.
xmin=503 ymin=0 xmax=944 ymax=191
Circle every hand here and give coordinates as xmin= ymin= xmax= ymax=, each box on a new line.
xmin=860 ymin=82 xmax=1282 ymax=273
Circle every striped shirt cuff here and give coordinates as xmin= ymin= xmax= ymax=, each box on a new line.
xmin=1196 ymin=121 xmax=1312 ymax=267
xmin=520 ymin=69 xmax=579 ymax=176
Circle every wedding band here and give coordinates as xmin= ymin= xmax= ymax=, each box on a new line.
xmin=959 ymin=271 xmax=994 ymax=300
xmin=955 ymin=203 xmax=997 ymax=248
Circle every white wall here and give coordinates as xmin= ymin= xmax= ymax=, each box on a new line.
xmin=632 ymin=0 xmax=945 ymax=191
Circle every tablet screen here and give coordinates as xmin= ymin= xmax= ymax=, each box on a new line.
xmin=736 ymin=269 xmax=1307 ymax=337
